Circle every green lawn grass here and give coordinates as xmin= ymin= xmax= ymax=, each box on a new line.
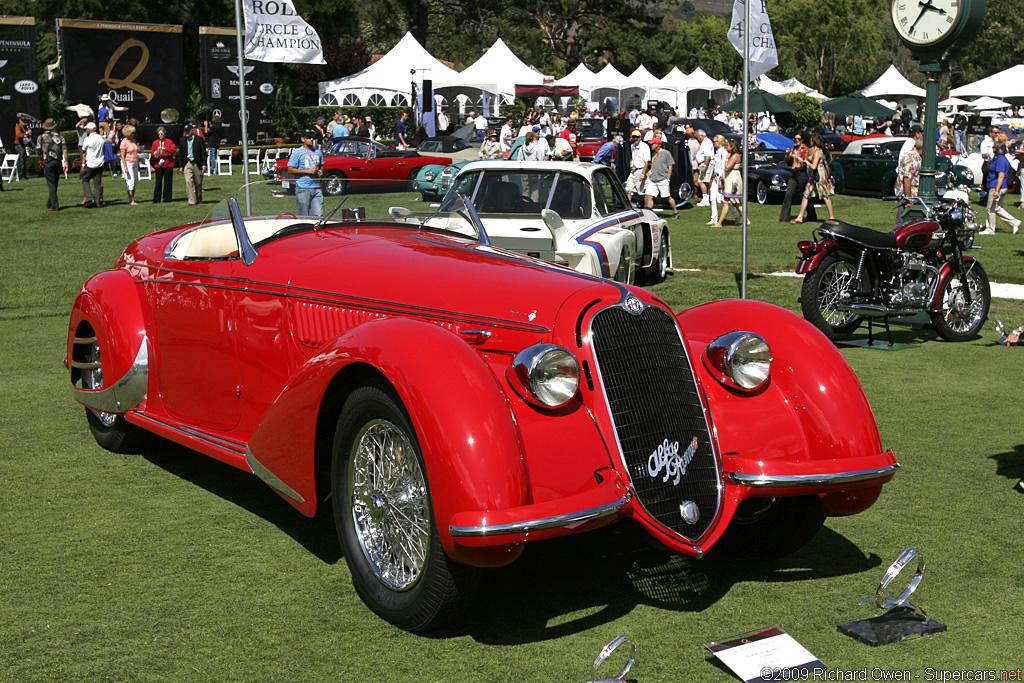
xmin=1 ymin=172 xmax=1023 ymax=681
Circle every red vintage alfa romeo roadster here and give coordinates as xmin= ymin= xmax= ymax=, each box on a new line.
xmin=66 ymin=181 xmax=897 ymax=631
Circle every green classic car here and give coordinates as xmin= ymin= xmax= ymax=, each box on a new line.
xmin=830 ymin=136 xmax=973 ymax=198
xmin=414 ymin=137 xmax=525 ymax=202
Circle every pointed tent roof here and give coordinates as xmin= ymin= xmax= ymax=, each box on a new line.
xmin=436 ymin=37 xmax=543 ymax=96
xmin=591 ymin=63 xmax=630 ymax=89
xmin=950 ymin=64 xmax=1024 ymax=99
xmin=686 ymin=67 xmax=731 ymax=92
xmin=860 ymin=65 xmax=925 ymax=99
xmin=555 ymin=63 xmax=598 ymax=88
xmin=628 ymin=64 xmax=662 ymax=88
xmin=659 ymin=66 xmax=689 ymax=90
xmin=319 ymin=32 xmax=460 ymax=101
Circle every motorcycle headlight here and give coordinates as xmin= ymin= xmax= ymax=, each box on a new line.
xmin=951 ymin=207 xmax=963 ymax=221
xmin=702 ymin=332 xmax=772 ymax=391
xmin=423 ymin=170 xmax=435 ymax=182
xmin=507 ymin=344 xmax=580 ymax=407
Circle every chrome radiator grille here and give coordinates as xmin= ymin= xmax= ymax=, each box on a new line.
xmin=590 ymin=305 xmax=720 ymax=541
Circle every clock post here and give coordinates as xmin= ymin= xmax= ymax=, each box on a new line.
xmin=891 ymin=0 xmax=985 ymax=208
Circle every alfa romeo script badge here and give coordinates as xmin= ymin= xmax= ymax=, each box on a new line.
xmin=623 ymin=295 xmax=644 ymax=315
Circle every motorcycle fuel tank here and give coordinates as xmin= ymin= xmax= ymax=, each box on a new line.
xmin=893 ymin=219 xmax=944 ymax=250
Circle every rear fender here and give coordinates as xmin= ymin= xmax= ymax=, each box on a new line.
xmin=795 ymin=238 xmax=836 ymax=275
xmin=67 ymin=270 xmax=148 ymax=412
xmin=246 ymin=317 xmax=530 ymax=565
xmin=929 ymin=255 xmax=981 ymax=310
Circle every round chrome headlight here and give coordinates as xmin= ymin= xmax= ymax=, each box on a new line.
xmin=423 ymin=169 xmax=435 ymax=182
xmin=702 ymin=332 xmax=772 ymax=391
xmin=507 ymin=344 xmax=580 ymax=407
xmin=771 ymin=174 xmax=784 ymax=187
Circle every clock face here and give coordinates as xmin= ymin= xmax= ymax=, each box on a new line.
xmin=892 ymin=0 xmax=961 ymax=46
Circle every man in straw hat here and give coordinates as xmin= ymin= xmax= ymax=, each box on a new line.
xmin=38 ymin=118 xmax=69 ymax=211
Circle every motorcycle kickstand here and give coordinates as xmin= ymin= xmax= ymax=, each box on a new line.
xmin=882 ymin=316 xmax=893 ymax=347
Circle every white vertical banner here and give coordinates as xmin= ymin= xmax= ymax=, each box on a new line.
xmin=727 ymin=0 xmax=778 ymax=81
xmin=242 ymin=0 xmax=325 ymax=64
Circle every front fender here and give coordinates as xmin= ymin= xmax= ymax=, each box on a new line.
xmin=67 ymin=269 xmax=148 ymax=412
xmin=676 ymin=300 xmax=895 ymax=516
xmin=246 ymin=317 xmax=530 ymax=564
xmin=929 ymin=255 xmax=981 ymax=309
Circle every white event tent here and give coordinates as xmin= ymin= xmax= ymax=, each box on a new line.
xmin=950 ymin=64 xmax=1024 ymax=100
xmin=860 ymin=65 xmax=925 ymax=111
xmin=627 ymin=65 xmax=663 ymax=108
xmin=590 ymin=64 xmax=633 ymax=112
xmin=759 ymin=75 xmax=827 ymax=100
xmin=434 ymin=37 xmax=546 ymax=112
xmin=653 ymin=66 xmax=690 ymax=109
xmin=319 ymin=32 xmax=460 ymax=107
xmin=555 ymin=63 xmax=599 ymax=101
xmin=685 ymin=67 xmax=732 ymax=112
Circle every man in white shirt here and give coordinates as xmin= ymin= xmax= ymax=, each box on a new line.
xmin=899 ymin=125 xmax=924 ymax=166
xmin=535 ymin=130 xmax=551 ymax=160
xmin=499 ymin=117 xmax=515 ymax=151
xmin=728 ymin=114 xmax=743 ymax=133
xmin=757 ymin=113 xmax=771 ymax=132
xmin=80 ymin=122 xmax=105 ymax=208
xmin=624 ymin=130 xmax=651 ymax=203
xmin=979 ymin=125 xmax=997 ymax=161
xmin=436 ymin=108 xmax=450 ymax=135
xmin=473 ymin=112 xmax=488 ymax=132
xmin=537 ymin=108 xmax=550 ymax=135
xmin=636 ymin=109 xmax=653 ymax=132
xmin=694 ymin=129 xmax=715 ymax=206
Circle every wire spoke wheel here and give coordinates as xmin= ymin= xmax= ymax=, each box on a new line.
xmin=349 ymin=419 xmax=430 ymax=590
xmin=932 ymin=263 xmax=990 ymax=341
xmin=801 ymin=255 xmax=863 ymax=341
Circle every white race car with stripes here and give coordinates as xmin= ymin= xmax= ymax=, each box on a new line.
xmin=438 ymin=161 xmax=672 ymax=285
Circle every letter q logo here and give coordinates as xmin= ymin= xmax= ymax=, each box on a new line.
xmin=15 ymin=79 xmax=39 ymax=94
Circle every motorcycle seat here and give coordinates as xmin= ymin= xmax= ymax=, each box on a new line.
xmin=818 ymin=219 xmax=897 ymax=250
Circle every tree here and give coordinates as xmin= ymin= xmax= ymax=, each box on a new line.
xmin=666 ymin=14 xmax=742 ymax=83
xmin=771 ymin=0 xmax=888 ymax=97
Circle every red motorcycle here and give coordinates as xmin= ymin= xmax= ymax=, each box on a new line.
xmin=796 ymin=193 xmax=989 ymax=342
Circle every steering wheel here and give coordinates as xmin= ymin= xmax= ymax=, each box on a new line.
xmin=275 ymin=212 xmax=297 ymax=219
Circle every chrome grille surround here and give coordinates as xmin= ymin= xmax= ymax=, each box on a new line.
xmin=588 ymin=298 xmax=721 ymax=542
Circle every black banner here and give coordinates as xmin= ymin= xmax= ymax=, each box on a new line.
xmin=200 ymin=27 xmax=274 ymax=146
xmin=58 ymin=19 xmax=184 ymax=126
xmin=0 ymin=17 xmax=41 ymax=137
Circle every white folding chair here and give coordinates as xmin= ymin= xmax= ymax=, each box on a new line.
xmin=248 ymin=148 xmax=261 ymax=173
xmin=138 ymin=153 xmax=152 ymax=181
xmin=217 ymin=149 xmax=233 ymax=176
xmin=1 ymin=153 xmax=20 ymax=182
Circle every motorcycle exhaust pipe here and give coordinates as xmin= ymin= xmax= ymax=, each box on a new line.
xmin=834 ymin=303 xmax=919 ymax=317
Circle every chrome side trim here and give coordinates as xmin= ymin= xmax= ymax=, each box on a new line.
xmin=728 ymin=463 xmax=900 ymax=488
xmin=246 ymin=447 xmax=306 ymax=504
xmin=71 ymin=336 xmax=149 ymax=414
xmin=449 ymin=492 xmax=631 ymax=537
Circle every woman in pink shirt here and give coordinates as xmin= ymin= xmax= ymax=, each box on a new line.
xmin=119 ymin=125 xmax=141 ymax=206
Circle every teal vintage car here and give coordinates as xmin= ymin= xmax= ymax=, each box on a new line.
xmin=830 ymin=136 xmax=973 ymax=198
xmin=414 ymin=136 xmax=525 ymax=202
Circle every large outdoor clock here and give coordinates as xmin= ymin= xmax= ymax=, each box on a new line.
xmin=891 ymin=0 xmax=985 ymax=58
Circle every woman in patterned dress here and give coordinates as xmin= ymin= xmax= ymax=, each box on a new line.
xmin=794 ymin=132 xmax=835 ymax=223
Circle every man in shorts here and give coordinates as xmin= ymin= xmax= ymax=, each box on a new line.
xmin=624 ymin=130 xmax=650 ymax=203
xmin=644 ymin=137 xmax=678 ymax=219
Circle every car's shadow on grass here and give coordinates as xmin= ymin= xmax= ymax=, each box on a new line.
xmin=432 ymin=521 xmax=881 ymax=644
xmin=140 ymin=438 xmax=342 ymax=564
xmin=136 ymin=439 xmax=880 ymax=642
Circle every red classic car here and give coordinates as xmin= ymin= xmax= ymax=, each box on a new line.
xmin=274 ymin=136 xmax=451 ymax=196
xmin=66 ymin=182 xmax=898 ymax=632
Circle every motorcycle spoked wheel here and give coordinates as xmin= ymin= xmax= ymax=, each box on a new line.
xmin=801 ymin=254 xmax=864 ymax=341
xmin=931 ymin=262 xmax=990 ymax=342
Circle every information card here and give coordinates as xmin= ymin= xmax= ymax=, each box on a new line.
xmin=705 ymin=626 xmax=826 ymax=683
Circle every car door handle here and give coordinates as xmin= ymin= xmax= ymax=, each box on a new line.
xmin=351 ymin=166 xmax=363 ymax=171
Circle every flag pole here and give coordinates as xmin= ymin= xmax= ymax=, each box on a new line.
xmin=740 ymin=0 xmax=750 ymax=299
xmin=234 ymin=0 xmax=251 ymax=213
